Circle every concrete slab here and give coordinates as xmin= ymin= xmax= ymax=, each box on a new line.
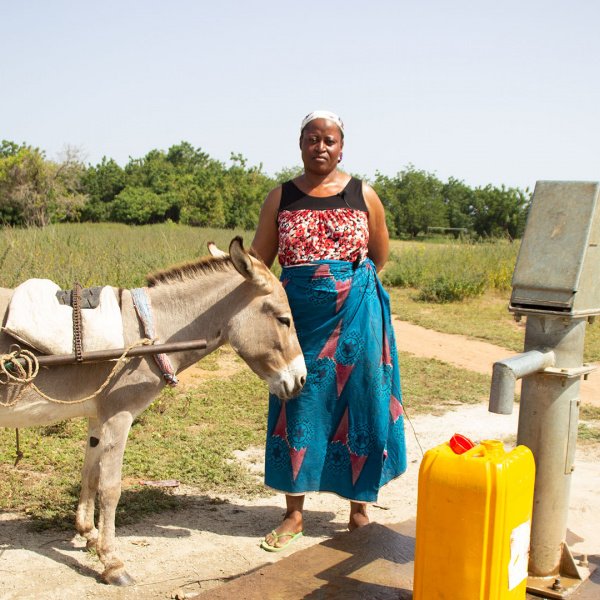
xmin=190 ymin=519 xmax=600 ymax=600
xmin=191 ymin=520 xmax=416 ymax=600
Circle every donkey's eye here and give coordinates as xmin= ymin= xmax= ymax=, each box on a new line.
xmin=277 ymin=316 xmax=291 ymax=327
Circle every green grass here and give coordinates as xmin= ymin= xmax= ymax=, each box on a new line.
xmin=0 ymin=222 xmax=253 ymax=289
xmin=399 ymin=352 xmax=491 ymax=415
xmin=579 ymin=405 xmax=600 ymax=444
xmin=124 ymin=373 xmax=268 ymax=492
xmin=580 ymin=405 xmax=600 ymax=421
xmin=577 ymin=423 xmax=600 ymax=443
xmin=193 ymin=347 xmax=235 ymax=372
xmin=1 ymin=225 xmax=599 ymax=530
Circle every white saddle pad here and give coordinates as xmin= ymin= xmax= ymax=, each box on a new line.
xmin=4 ymin=279 xmax=125 ymax=355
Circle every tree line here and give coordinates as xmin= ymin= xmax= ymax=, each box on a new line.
xmin=0 ymin=140 xmax=531 ymax=238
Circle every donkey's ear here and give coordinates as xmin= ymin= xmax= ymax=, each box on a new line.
xmin=229 ymin=237 xmax=274 ymax=294
xmin=207 ymin=241 xmax=228 ymax=258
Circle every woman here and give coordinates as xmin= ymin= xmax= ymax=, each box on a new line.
xmin=251 ymin=110 xmax=407 ymax=552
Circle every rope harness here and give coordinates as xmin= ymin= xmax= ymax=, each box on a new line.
xmin=1 ymin=338 xmax=155 ymax=466
xmin=0 ymin=338 xmax=156 ymax=408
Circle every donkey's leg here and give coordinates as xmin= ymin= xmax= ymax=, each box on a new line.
xmin=76 ymin=417 xmax=101 ymax=550
xmin=95 ymin=410 xmax=135 ymax=586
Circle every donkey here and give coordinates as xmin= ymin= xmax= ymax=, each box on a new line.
xmin=0 ymin=237 xmax=306 ymax=585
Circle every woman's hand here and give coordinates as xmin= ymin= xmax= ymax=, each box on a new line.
xmin=363 ymin=183 xmax=389 ymax=272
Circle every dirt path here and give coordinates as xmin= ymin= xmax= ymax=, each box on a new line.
xmin=1 ymin=323 xmax=599 ymax=600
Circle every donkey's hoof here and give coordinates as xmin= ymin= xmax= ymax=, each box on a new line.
xmin=102 ymin=568 xmax=135 ymax=586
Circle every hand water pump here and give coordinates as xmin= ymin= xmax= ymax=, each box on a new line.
xmin=489 ymin=181 xmax=599 ymax=598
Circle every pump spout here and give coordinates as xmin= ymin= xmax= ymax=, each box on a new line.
xmin=489 ymin=350 xmax=555 ymax=414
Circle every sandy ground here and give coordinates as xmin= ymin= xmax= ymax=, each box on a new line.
xmin=1 ymin=320 xmax=599 ymax=600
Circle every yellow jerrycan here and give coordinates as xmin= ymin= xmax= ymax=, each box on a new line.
xmin=413 ymin=437 xmax=535 ymax=600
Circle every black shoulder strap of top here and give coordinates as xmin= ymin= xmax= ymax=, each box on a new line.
xmin=279 ymin=180 xmax=305 ymax=212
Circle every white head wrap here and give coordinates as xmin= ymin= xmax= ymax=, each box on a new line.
xmin=300 ymin=110 xmax=344 ymax=135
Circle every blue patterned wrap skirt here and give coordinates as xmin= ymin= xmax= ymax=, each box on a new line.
xmin=264 ymin=259 xmax=407 ymax=503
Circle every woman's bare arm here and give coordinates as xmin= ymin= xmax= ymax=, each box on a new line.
xmin=250 ymin=186 xmax=282 ymax=268
xmin=363 ymin=182 xmax=389 ymax=272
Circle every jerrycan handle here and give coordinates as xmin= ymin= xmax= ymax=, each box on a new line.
xmin=462 ymin=439 xmax=504 ymax=459
xmin=463 ymin=444 xmax=487 ymax=458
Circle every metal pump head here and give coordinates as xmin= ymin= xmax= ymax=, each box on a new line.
xmin=510 ymin=181 xmax=600 ymax=318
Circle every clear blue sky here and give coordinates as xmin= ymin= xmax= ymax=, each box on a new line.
xmin=3 ymin=0 xmax=599 ymax=192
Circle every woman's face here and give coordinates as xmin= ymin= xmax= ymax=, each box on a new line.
xmin=299 ymin=119 xmax=344 ymax=175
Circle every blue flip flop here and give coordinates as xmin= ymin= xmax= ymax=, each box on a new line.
xmin=260 ymin=530 xmax=304 ymax=552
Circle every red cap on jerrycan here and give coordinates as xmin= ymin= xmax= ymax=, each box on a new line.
xmin=449 ymin=433 xmax=475 ymax=454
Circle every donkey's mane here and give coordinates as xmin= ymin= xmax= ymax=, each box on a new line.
xmin=147 ymin=255 xmax=233 ymax=287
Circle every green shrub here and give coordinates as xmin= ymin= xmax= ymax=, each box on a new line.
xmin=382 ymin=239 xmax=519 ymax=302
xmin=415 ymin=273 xmax=487 ymax=303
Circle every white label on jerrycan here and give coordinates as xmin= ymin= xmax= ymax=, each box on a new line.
xmin=508 ymin=519 xmax=531 ymax=590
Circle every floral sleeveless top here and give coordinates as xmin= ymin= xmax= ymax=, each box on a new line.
xmin=277 ymin=177 xmax=369 ymax=267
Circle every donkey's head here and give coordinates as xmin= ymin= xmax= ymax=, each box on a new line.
xmin=215 ymin=238 xmax=306 ymax=401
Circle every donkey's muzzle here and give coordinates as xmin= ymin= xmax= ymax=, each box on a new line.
xmin=267 ymin=355 xmax=307 ymax=401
